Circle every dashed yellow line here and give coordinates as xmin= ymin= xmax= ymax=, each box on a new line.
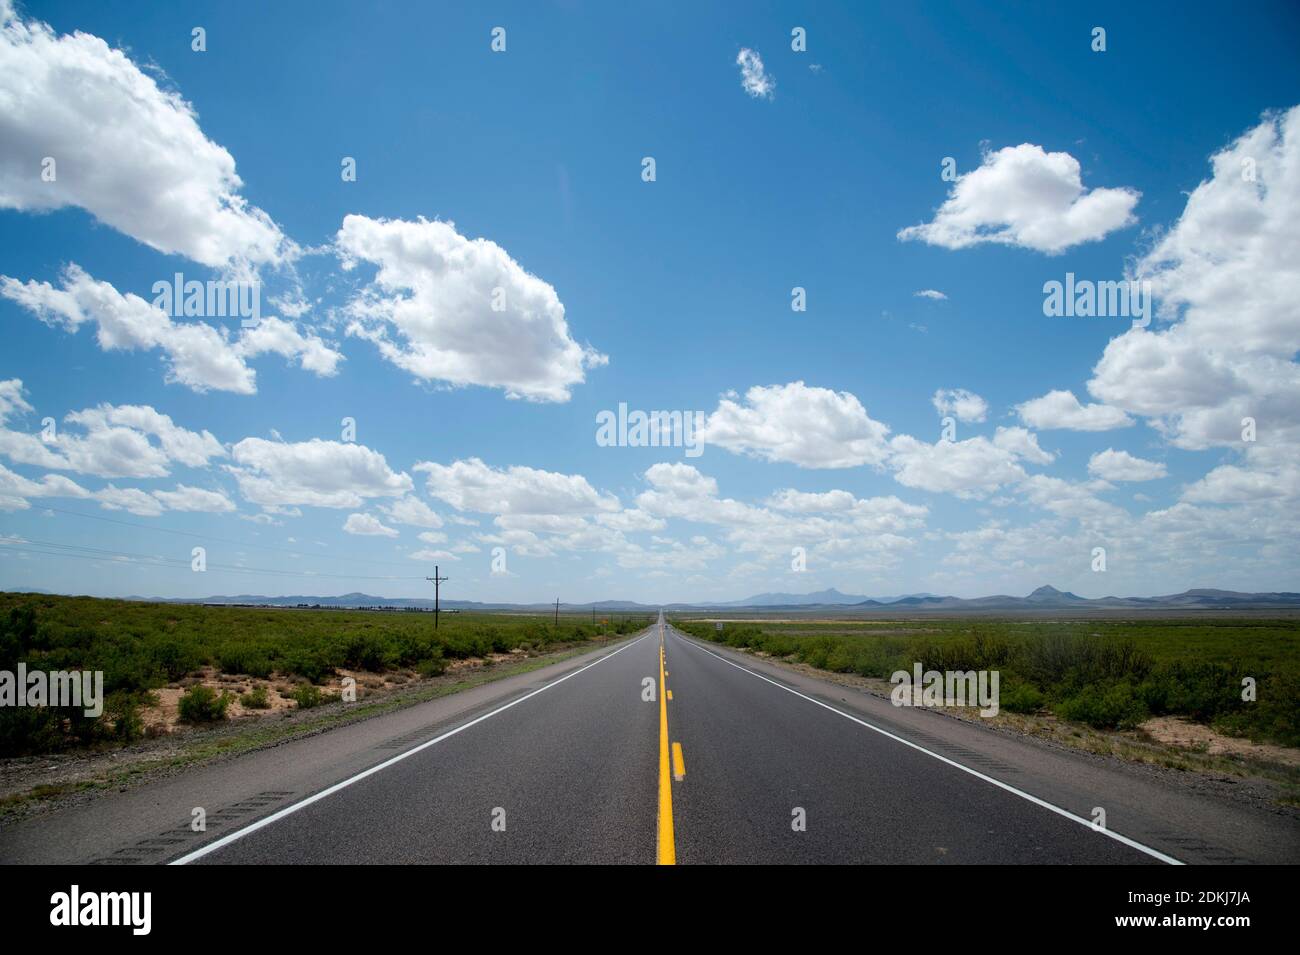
xmin=657 ymin=628 xmax=675 ymax=864
xmin=672 ymin=742 xmax=686 ymax=781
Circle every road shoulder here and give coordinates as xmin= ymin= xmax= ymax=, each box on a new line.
xmin=671 ymin=629 xmax=1300 ymax=865
xmin=0 ymin=633 xmax=646 ymax=864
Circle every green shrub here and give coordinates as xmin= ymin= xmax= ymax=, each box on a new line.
xmin=240 ymin=686 xmax=271 ymax=709
xmin=217 ymin=647 xmax=273 ymax=679
xmin=290 ymin=683 xmax=331 ymax=709
xmin=666 ymin=615 xmax=1300 ymax=747
xmin=823 ymin=644 xmax=857 ymax=673
xmin=282 ymin=647 xmax=334 ymax=684
xmin=1138 ymin=662 xmax=1240 ymax=722
xmin=108 ymin=691 xmax=147 ymax=741
xmin=1212 ymin=665 xmax=1300 ymax=748
xmin=417 ymin=653 xmax=448 ymax=677
xmin=1055 ymin=682 xmax=1148 ymax=730
xmin=393 ymin=636 xmax=442 ymax=667
xmin=150 ymin=638 xmax=203 ymax=681
xmin=0 ymin=605 xmax=38 ymax=667
xmin=413 ymin=642 xmax=447 ymax=676
xmin=0 ymin=596 xmax=638 ymax=756
xmin=337 ymin=634 xmax=389 ymax=672
xmin=0 ymin=706 xmax=66 ymax=757
xmin=797 ymin=637 xmax=837 ymax=671
xmin=178 ymin=685 xmax=231 ymax=723
xmin=999 ymin=682 xmax=1045 ymax=714
xmin=1025 ymin=634 xmax=1152 ymax=689
xmin=914 ymin=631 xmax=1017 ymax=674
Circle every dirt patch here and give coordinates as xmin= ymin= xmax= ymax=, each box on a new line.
xmin=134 ymin=659 xmax=524 ymax=733
xmin=1141 ymin=716 xmax=1300 ymax=768
xmin=142 ymin=667 xmax=368 ymax=733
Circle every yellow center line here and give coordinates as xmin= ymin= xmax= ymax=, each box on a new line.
xmin=672 ymin=741 xmax=686 ymax=781
xmin=657 ymin=625 xmax=676 ymax=864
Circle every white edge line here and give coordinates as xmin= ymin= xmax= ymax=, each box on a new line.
xmin=170 ymin=630 xmax=654 ymax=865
xmin=672 ymin=629 xmax=1184 ymax=866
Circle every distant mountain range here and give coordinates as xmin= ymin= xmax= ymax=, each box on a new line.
xmin=713 ymin=588 xmax=939 ymax=606
xmin=107 ymin=584 xmax=1300 ymax=612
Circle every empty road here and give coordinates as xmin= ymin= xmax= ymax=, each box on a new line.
xmin=178 ymin=614 xmax=1170 ymax=864
xmin=5 ymin=613 xmax=1294 ymax=865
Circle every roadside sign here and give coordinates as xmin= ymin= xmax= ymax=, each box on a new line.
xmin=715 ymin=622 xmax=723 ymax=632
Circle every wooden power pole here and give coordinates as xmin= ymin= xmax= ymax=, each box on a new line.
xmin=426 ymin=566 xmax=448 ymax=629
xmin=554 ymin=597 xmax=560 ymax=628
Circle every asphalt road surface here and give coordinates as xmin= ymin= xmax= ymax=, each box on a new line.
xmin=173 ymin=614 xmax=1172 ymax=864
xmin=5 ymin=612 xmax=1293 ymax=865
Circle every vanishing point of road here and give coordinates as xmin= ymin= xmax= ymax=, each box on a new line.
xmin=175 ymin=614 xmax=1177 ymax=865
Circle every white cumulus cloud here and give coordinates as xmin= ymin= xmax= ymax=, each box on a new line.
xmin=887 ymin=435 xmax=1027 ymax=499
xmin=336 ymin=215 xmax=605 ymax=402
xmin=932 ymin=388 xmax=988 ymax=423
xmin=702 ymin=381 xmax=891 ymax=469
xmin=150 ymin=484 xmax=236 ymax=512
xmin=1015 ymin=389 xmax=1133 ymax=431
xmin=343 ymin=512 xmax=399 ymax=537
xmin=1088 ymin=449 xmax=1168 ymax=482
xmin=0 ymin=383 xmax=225 ymax=479
xmin=415 ymin=457 xmax=620 ymax=516
xmin=228 ymin=438 xmax=412 ymax=509
xmin=0 ymin=6 xmax=290 ymax=267
xmin=0 ymin=266 xmax=340 ymax=393
xmin=898 ymin=143 xmax=1139 ymax=253
xmin=1087 ymin=107 xmax=1300 ymax=451
xmin=379 ymin=496 xmax=444 ymax=529
xmin=992 ymin=426 xmax=1055 ymax=466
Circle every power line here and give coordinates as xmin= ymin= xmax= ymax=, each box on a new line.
xmin=30 ymin=504 xmax=430 ymax=572
xmin=0 ymin=542 xmax=425 ymax=581
xmin=0 ymin=537 xmax=426 ymax=581
xmin=425 ymin=566 xmax=448 ymax=629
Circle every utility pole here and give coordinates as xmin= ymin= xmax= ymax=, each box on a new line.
xmin=554 ymin=597 xmax=560 ymax=628
xmin=426 ymin=566 xmax=448 ymax=629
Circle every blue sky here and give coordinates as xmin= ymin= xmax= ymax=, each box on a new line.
xmin=1 ymin=0 xmax=1298 ymax=603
